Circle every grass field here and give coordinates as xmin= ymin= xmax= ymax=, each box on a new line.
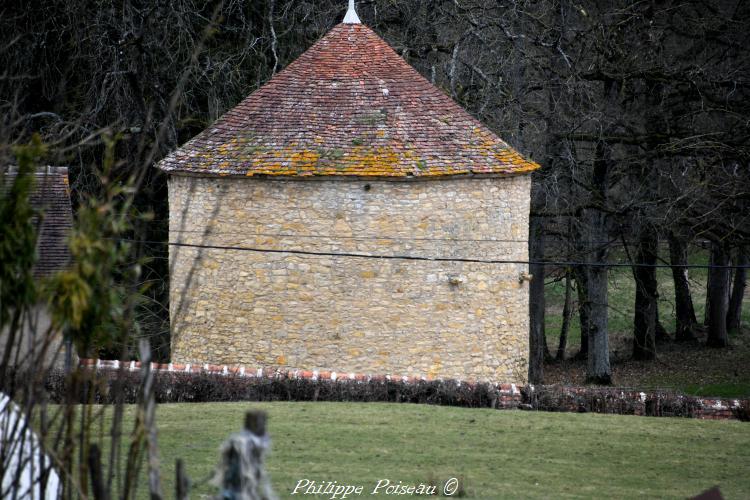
xmin=107 ymin=402 xmax=749 ymax=499
xmin=543 ymin=246 xmax=750 ymax=396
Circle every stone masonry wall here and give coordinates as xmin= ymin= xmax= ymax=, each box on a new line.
xmin=169 ymin=174 xmax=531 ymax=383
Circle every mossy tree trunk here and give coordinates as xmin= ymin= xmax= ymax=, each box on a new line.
xmin=584 ymin=139 xmax=611 ymax=384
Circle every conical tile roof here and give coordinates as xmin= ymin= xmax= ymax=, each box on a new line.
xmin=158 ymin=23 xmax=539 ymax=178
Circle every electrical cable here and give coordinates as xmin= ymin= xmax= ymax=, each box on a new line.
xmin=120 ymin=238 xmax=750 ymax=269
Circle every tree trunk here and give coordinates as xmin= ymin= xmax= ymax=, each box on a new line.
xmin=584 ymin=221 xmax=611 ymax=383
xmin=572 ymin=208 xmax=590 ymax=361
xmin=544 ymin=330 xmax=553 ymax=362
xmin=586 ymin=242 xmax=611 ymax=384
xmin=727 ymin=246 xmax=747 ymax=334
xmin=704 ymin=246 xmax=713 ymax=326
xmin=556 ymin=269 xmax=573 ymax=361
xmin=528 ymin=216 xmax=546 ymax=384
xmin=668 ymin=233 xmax=697 ymax=340
xmin=633 ymin=228 xmax=658 ymax=360
xmin=574 ymin=265 xmax=589 ymax=360
xmin=584 ymin=140 xmax=611 ymax=384
xmin=706 ymin=242 xmax=731 ymax=347
xmin=655 ymin=302 xmax=670 ymax=343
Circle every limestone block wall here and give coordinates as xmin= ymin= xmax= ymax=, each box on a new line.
xmin=169 ymin=174 xmax=531 ymax=383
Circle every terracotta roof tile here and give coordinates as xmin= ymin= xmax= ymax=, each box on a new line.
xmin=3 ymin=167 xmax=73 ymax=278
xmin=158 ymin=23 xmax=539 ymax=178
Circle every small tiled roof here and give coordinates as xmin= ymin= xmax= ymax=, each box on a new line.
xmin=158 ymin=23 xmax=539 ymax=178
xmin=2 ymin=167 xmax=73 ymax=278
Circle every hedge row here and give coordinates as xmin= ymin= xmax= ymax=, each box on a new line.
xmin=44 ymin=369 xmax=507 ymax=408
xmin=41 ymin=369 xmax=749 ymax=421
xmin=524 ymin=386 xmax=705 ymax=418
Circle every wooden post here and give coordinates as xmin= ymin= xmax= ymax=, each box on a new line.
xmin=88 ymin=444 xmax=107 ymax=500
xmin=215 ymin=410 xmax=276 ymax=500
xmin=176 ymin=458 xmax=190 ymax=500
xmin=140 ymin=339 xmax=164 ymax=500
xmin=244 ymin=411 xmax=266 ymax=437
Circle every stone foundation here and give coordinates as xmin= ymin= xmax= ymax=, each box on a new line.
xmin=169 ymin=175 xmax=531 ymax=383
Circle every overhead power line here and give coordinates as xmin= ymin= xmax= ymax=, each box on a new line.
xmin=148 ymin=224 xmax=632 ymax=246
xmin=123 ymin=238 xmax=750 ymax=269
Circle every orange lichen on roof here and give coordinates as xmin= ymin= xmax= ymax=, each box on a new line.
xmin=158 ymin=23 xmax=540 ymax=178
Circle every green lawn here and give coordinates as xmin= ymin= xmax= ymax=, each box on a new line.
xmin=112 ymin=402 xmax=749 ymax=499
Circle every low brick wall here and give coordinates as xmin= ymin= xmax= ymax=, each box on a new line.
xmin=75 ymin=359 xmax=747 ymax=420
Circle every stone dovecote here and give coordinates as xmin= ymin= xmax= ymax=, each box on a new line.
xmin=159 ymin=10 xmax=539 ymax=383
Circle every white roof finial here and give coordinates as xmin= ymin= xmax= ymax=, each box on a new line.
xmin=343 ymin=0 xmax=361 ymax=24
